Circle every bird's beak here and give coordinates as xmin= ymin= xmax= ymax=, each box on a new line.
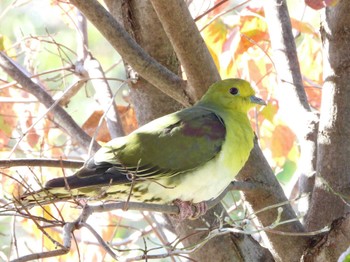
xmin=250 ymin=96 xmax=266 ymax=106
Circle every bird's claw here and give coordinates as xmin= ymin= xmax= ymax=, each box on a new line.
xmin=192 ymin=201 xmax=208 ymax=219
xmin=173 ymin=199 xmax=208 ymax=221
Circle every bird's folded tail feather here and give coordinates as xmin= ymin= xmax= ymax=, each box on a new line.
xmin=19 ymin=163 xmax=132 ymax=206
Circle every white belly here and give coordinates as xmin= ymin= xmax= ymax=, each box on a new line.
xmin=136 ymin=150 xmax=244 ymax=203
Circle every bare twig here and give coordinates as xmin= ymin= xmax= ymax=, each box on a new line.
xmin=84 ymin=55 xmax=125 ymax=138
xmin=0 ymin=52 xmax=100 ymax=153
xmin=80 ymin=222 xmax=119 ymax=260
xmin=0 ymin=158 xmax=84 ymax=169
xmin=73 ymin=10 xmax=125 ymax=138
xmin=194 ymin=0 xmax=229 ymax=21
xmin=199 ymin=0 xmax=252 ymax=32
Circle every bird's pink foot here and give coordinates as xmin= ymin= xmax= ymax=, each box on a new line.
xmin=173 ymin=199 xmax=208 ymax=220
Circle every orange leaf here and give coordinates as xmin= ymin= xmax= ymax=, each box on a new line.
xmin=204 ymin=19 xmax=228 ymax=45
xmin=82 ymin=110 xmax=111 ymax=143
xmin=208 ymin=0 xmax=230 ymax=16
xmin=271 ymin=125 xmax=295 ymax=158
xmin=117 ymin=105 xmax=138 ymax=134
xmin=82 ymin=106 xmax=137 ymax=142
xmin=236 ymin=14 xmax=269 ymax=56
xmin=305 ymin=0 xmax=339 ymax=10
xmin=24 ymin=110 xmax=40 ymax=148
xmin=304 ymin=85 xmax=322 ymax=109
xmin=290 ymin=18 xmax=318 ymax=37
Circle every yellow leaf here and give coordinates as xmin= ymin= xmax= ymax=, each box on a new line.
xmin=207 ymin=45 xmax=220 ymax=72
xmin=260 ymin=100 xmax=279 ymax=123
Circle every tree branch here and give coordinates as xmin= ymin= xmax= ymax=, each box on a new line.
xmin=263 ymin=0 xmax=319 ymax=223
xmin=303 ymin=214 xmax=350 ymax=261
xmin=74 ymin=11 xmax=125 ymax=138
xmin=150 ymin=0 xmax=221 ymax=100
xmin=263 ymin=0 xmax=311 ymax=114
xmin=84 ymin=55 xmax=125 ymax=138
xmin=0 ymin=158 xmax=83 ymax=169
xmin=69 ymin=0 xmax=190 ymax=106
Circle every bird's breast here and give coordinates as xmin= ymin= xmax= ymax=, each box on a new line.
xmin=139 ymin=117 xmax=254 ymax=204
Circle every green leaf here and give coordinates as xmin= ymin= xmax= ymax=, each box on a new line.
xmin=276 ymin=160 xmax=297 ymax=185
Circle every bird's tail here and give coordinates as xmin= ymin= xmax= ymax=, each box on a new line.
xmin=18 ymin=164 xmax=131 ymax=206
xmin=18 ymin=177 xmax=87 ymax=207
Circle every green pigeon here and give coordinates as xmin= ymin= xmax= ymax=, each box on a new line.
xmin=20 ymin=78 xmax=265 ymax=219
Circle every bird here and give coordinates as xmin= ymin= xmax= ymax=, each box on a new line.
xmin=20 ymin=78 xmax=265 ymax=220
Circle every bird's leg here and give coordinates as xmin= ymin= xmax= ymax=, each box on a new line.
xmin=172 ymin=199 xmax=208 ymax=220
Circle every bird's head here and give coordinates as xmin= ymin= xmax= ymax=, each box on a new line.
xmin=197 ymin=78 xmax=266 ymax=113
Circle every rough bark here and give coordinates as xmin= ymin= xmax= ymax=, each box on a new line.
xmin=302 ymin=213 xmax=350 ymax=262
xmin=150 ymin=0 xmax=221 ymax=100
xmin=237 ymin=140 xmax=310 ymax=262
xmin=306 ymin=0 xmax=350 ymax=231
xmin=105 ymin=0 xmax=183 ymax=123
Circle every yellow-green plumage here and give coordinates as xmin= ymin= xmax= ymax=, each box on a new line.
xmin=21 ymin=79 xmax=265 ymax=212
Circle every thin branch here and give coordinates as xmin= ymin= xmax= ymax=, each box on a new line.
xmin=0 ymin=158 xmax=84 ymax=168
xmin=84 ymin=55 xmax=125 ymax=138
xmin=10 ymin=248 xmax=70 ymax=262
xmin=263 ymin=0 xmax=318 ymax=228
xmin=263 ymin=0 xmax=311 ymax=113
xmin=0 ymin=52 xmax=100 ymax=153
xmin=80 ymin=222 xmax=119 ymax=260
xmin=199 ymin=0 xmax=252 ymax=32
xmin=73 ymin=10 xmax=125 ymax=138
xmin=10 ymin=220 xmax=75 ymax=262
xmin=75 ymin=9 xmax=89 ymax=60
xmin=0 ymin=65 xmax=73 ymax=91
xmin=194 ymin=0 xmax=229 ymax=21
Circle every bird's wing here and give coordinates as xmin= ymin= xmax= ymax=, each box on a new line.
xmin=77 ymin=106 xmax=226 ymax=185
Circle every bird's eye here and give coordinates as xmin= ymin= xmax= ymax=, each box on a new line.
xmin=229 ymin=87 xmax=239 ymax=95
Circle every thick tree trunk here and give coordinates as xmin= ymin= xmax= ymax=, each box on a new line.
xmin=105 ymin=0 xmax=183 ymax=123
xmin=306 ymin=0 xmax=350 ymax=231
